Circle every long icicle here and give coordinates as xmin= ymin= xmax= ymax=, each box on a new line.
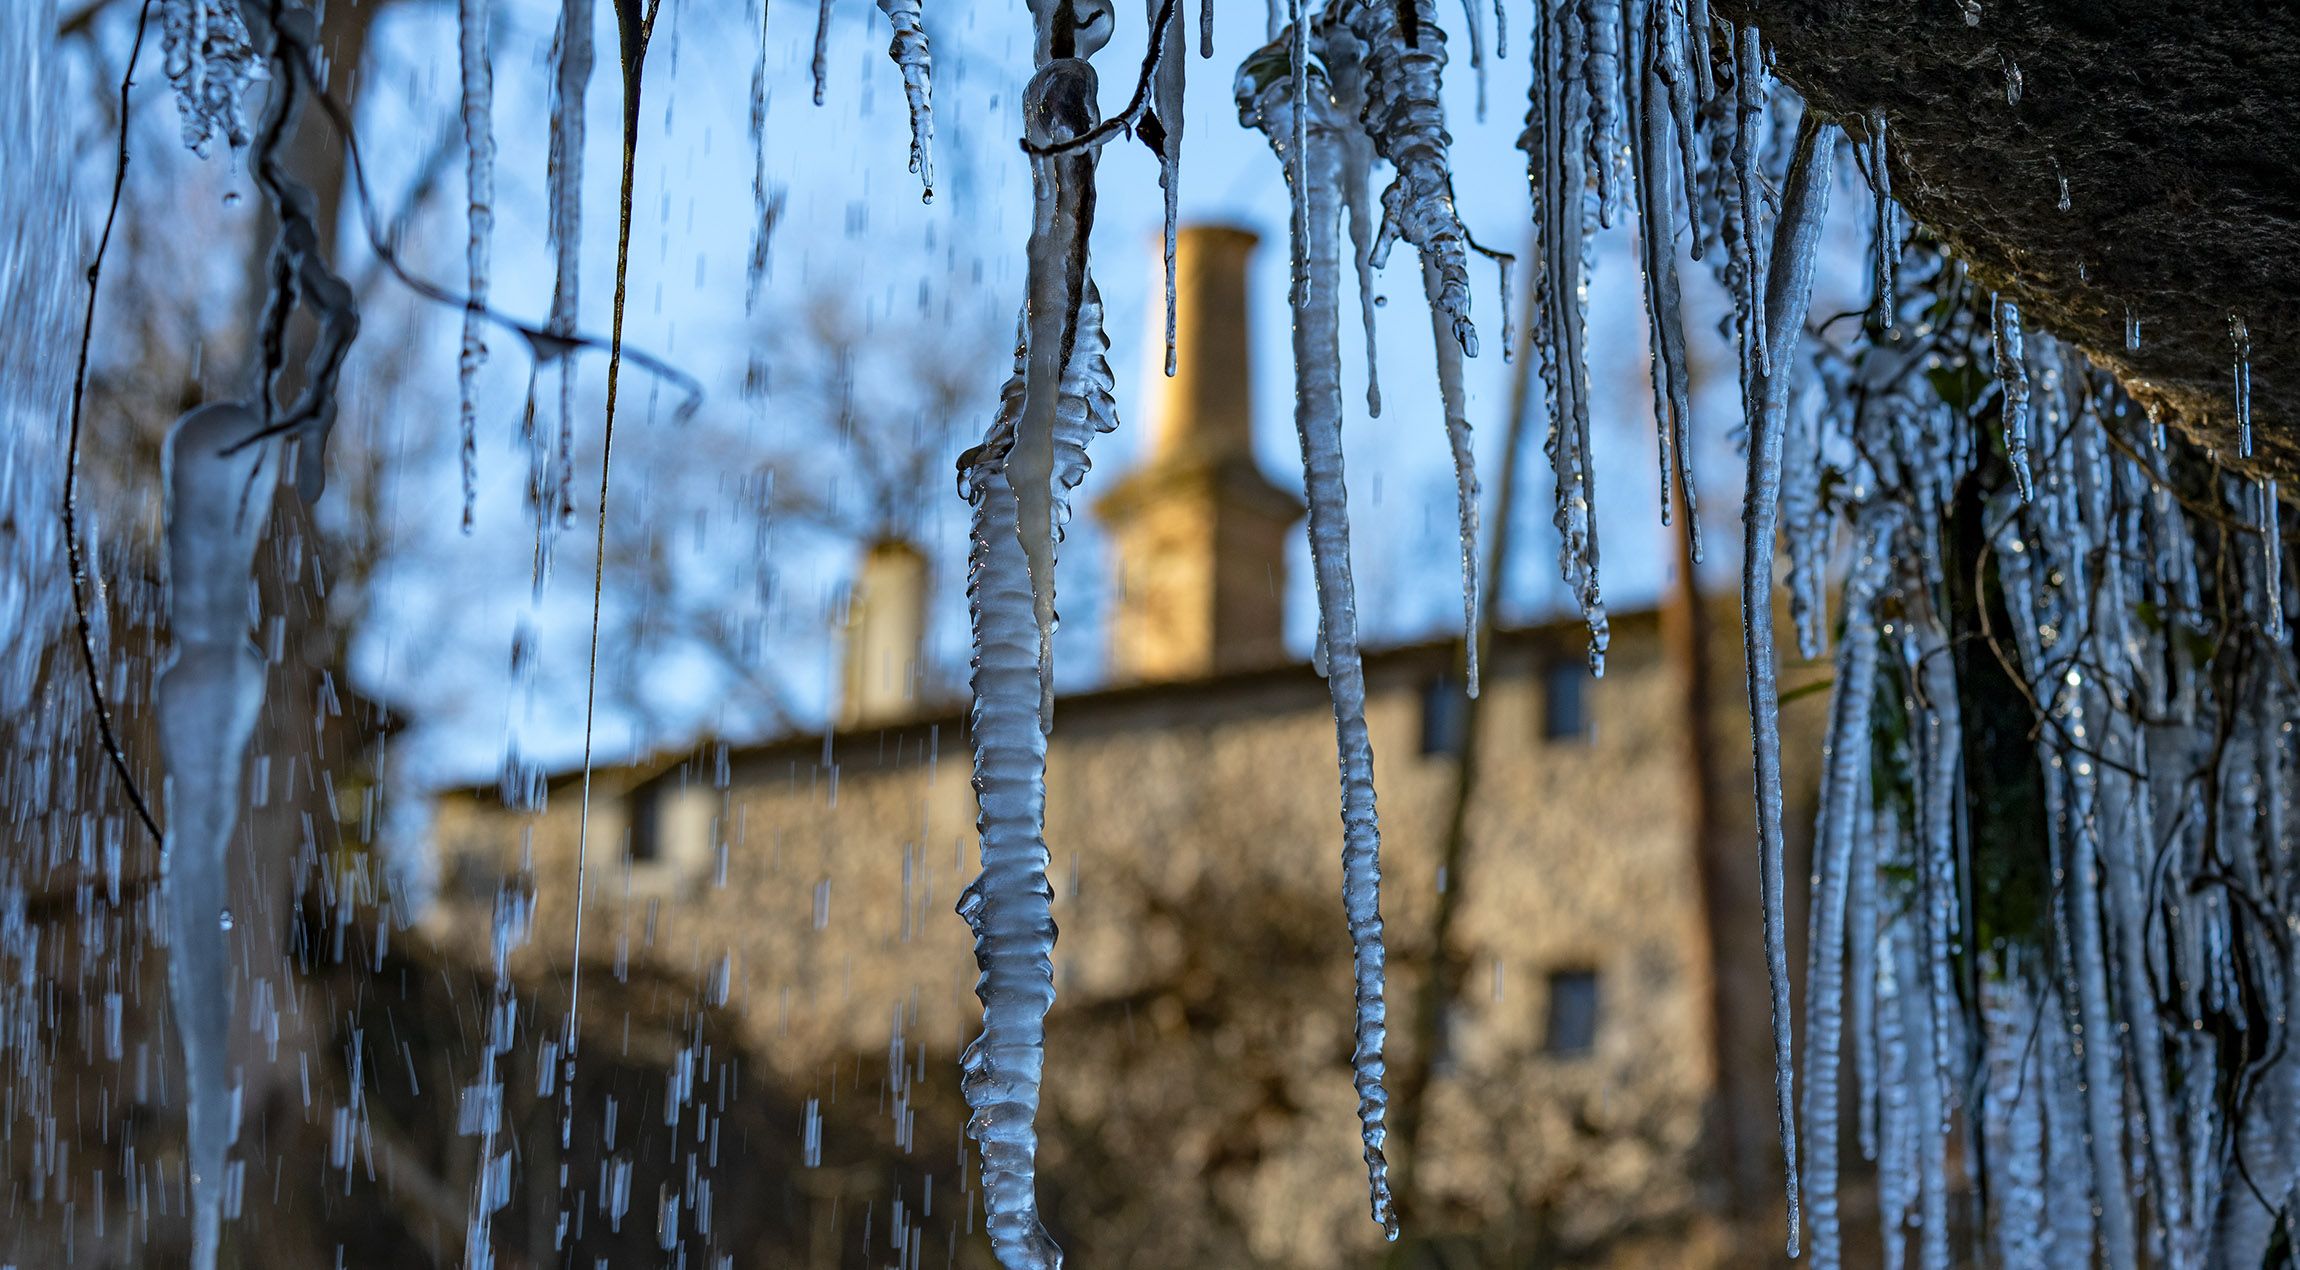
xmin=457 ymin=0 xmax=494 ymax=531
xmin=1238 ymin=42 xmax=1398 ymax=1236
xmin=1741 ymin=110 xmax=1839 ymax=1258
xmin=158 ymin=403 xmax=277 ymax=1270
xmin=957 ymin=332 xmax=1065 ymax=1268
xmin=1801 ymin=509 xmax=1895 ymax=1270
xmin=1009 ymin=41 xmax=1105 ymax=724
xmin=1631 ymin=10 xmax=1700 ymax=561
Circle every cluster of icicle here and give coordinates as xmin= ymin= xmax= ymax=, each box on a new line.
xmin=1789 ymin=240 xmax=2297 ymax=1268
xmin=965 ymin=0 xmax=2298 ymax=1264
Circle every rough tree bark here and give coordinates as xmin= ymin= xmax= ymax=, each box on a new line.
xmin=1720 ymin=0 xmax=2298 ymax=477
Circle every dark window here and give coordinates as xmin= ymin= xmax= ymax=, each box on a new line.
xmin=627 ymin=782 xmax=663 ymax=864
xmin=1420 ymin=673 xmax=1467 ymax=757
xmin=1544 ymin=969 xmax=1600 ymax=1055
xmin=1541 ymin=659 xmax=1588 ymax=742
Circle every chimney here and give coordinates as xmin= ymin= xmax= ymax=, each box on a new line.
xmin=838 ymin=539 xmax=930 ymax=727
xmin=1095 ymin=225 xmax=1303 ymax=684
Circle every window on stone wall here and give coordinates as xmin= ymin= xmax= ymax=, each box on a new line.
xmin=1420 ymin=672 xmax=1467 ymax=757
xmin=1544 ymin=968 xmax=1601 ymax=1056
xmin=1540 ymin=658 xmax=1588 ymax=743
xmin=627 ymin=780 xmax=664 ymax=865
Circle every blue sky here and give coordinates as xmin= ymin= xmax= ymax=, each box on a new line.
xmin=306 ymin=0 xmax=1769 ymax=784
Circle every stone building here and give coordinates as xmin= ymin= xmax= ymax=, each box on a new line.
xmin=427 ymin=227 xmax=1823 ymax=1267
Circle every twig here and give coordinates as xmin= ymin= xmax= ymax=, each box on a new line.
xmin=63 ymin=0 xmax=164 ymax=846
xmin=1018 ymin=0 xmax=1180 ymax=157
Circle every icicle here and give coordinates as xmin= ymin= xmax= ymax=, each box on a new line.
xmin=1800 ymin=512 xmax=1895 ymax=1270
xmin=956 ymin=430 xmax=1063 ymax=1270
xmin=1346 ymin=0 xmax=1478 ymax=356
xmin=1456 ymin=0 xmax=1487 ymax=120
xmin=1686 ymin=0 xmax=1715 ymax=103
xmin=2124 ymin=307 xmax=2141 ymax=352
xmin=1651 ymin=0 xmax=1705 ymax=261
xmin=1237 ymin=47 xmax=1398 ymax=1236
xmin=1345 ymin=0 xmax=1485 ymax=675
xmin=2263 ymin=479 xmax=2285 ymax=641
xmin=1981 ymin=971 xmax=2049 ymax=1268
xmin=1429 ymin=258 xmax=1483 ymax=696
xmin=1993 ymin=294 xmax=2034 ymax=499
xmin=1579 ymin=0 xmax=1623 ymax=227
xmin=1869 ymin=110 xmax=1896 ymax=327
xmin=1781 ymin=399 xmax=1828 ymax=659
xmin=1321 ymin=24 xmax=1385 ymax=416
xmin=548 ymin=0 xmax=593 ymax=525
xmin=811 ymin=0 xmax=833 ymax=106
xmin=1731 ymin=24 xmax=1771 ymax=372
xmin=877 ymin=0 xmax=938 ymax=202
xmin=160 ymin=0 xmax=261 ymax=157
xmin=1009 ymin=45 xmax=1109 ymax=726
xmin=1740 ymin=112 xmax=1839 ymax=1259
xmin=1148 ymin=0 xmax=1185 ymax=373
xmin=158 ymin=403 xmax=278 ymax=1270
xmin=1526 ymin=0 xmax=1609 ymax=669
xmin=1631 ymin=13 xmax=1701 ymax=560
xmin=458 ymin=0 xmax=496 ymax=532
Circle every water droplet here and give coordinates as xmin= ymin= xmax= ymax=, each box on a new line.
xmin=219 ymin=909 xmax=234 ymax=931
xmin=223 ymin=190 xmax=242 ymax=207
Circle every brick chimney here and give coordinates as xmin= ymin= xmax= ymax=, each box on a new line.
xmin=1095 ymin=226 xmax=1303 ymax=683
xmin=838 ymin=538 xmax=930 ymax=726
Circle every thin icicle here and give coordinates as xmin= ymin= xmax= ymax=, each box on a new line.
xmin=1344 ymin=0 xmax=1485 ymax=677
xmin=1456 ymin=0 xmax=1487 ymax=120
xmin=1321 ymin=24 xmax=1385 ymax=416
xmin=1428 ymin=258 xmax=1483 ymax=696
xmin=1981 ymin=971 xmax=2049 ymax=1268
xmin=1686 ymin=0 xmax=1714 ymax=102
xmin=1009 ymin=44 xmax=1108 ymax=725
xmin=458 ymin=0 xmax=495 ymax=532
xmin=1741 ymin=111 xmax=1839 ymax=1259
xmin=1149 ymin=0 xmax=1185 ymax=373
xmin=745 ymin=0 xmax=772 ymax=310
xmin=956 ymin=431 xmax=1064 ymax=1270
xmin=1732 ymin=24 xmax=1771 ymax=372
xmin=1993 ymin=294 xmax=2034 ymax=498
xmin=1526 ymin=0 xmax=1610 ymax=669
xmin=1631 ymin=25 xmax=1701 ymax=560
xmin=1238 ymin=47 xmax=1398 ymax=1235
xmin=811 ymin=0 xmax=833 ymax=106
xmin=1869 ymin=111 xmax=1896 ymax=326
xmin=547 ymin=0 xmax=593 ymax=526
xmin=1801 ymin=510 xmax=1894 ymax=1270
xmin=2264 ymin=479 xmax=2285 ymax=640
xmin=1579 ymin=0 xmax=1622 ymax=226
xmin=158 ymin=403 xmax=278 ymax=1270
xmin=1651 ymin=0 xmax=1705 ymax=260
xmin=877 ymin=0 xmax=937 ymax=202
xmin=1347 ymin=0 xmax=1479 ymax=356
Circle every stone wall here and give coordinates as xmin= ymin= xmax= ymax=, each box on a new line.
xmin=428 ymin=609 xmax=1826 ymax=1265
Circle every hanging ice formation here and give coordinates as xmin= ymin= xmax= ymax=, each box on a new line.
xmin=157 ymin=404 xmax=278 ymax=1270
xmin=459 ymin=0 xmax=496 ymax=530
xmin=160 ymin=0 xmax=262 ymax=157
xmin=1344 ymin=0 xmax=1489 ymax=689
xmin=1238 ymin=33 xmax=1397 ymax=1237
xmin=1204 ymin=2 xmax=2300 ymax=1263
xmin=876 ymin=0 xmax=936 ymax=201
xmin=952 ymin=4 xmax=1124 ymax=1264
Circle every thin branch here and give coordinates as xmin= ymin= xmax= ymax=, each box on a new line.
xmin=63 ymin=0 xmax=164 ymax=846
xmin=1018 ymin=0 xmax=1181 ymax=157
